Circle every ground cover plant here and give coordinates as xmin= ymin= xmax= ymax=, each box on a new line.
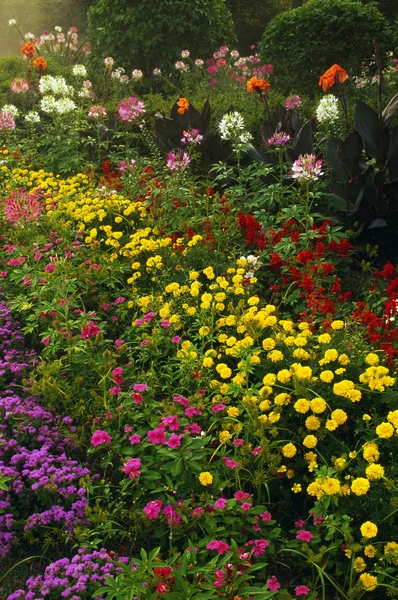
xmin=0 ymin=9 xmax=398 ymax=600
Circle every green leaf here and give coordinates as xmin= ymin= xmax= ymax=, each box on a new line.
xmin=355 ymin=100 xmax=380 ymax=159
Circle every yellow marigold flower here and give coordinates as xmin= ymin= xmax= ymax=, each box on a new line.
xmin=345 ymin=549 xmax=352 ymax=559
xmin=294 ymin=399 xmax=311 ymax=414
xmin=219 ymin=367 xmax=232 ymax=379
xmin=277 ymin=369 xmax=291 ymax=384
xmin=264 ymin=315 xmax=277 ymax=327
xmin=198 ymin=472 xmax=213 ymax=486
xmin=263 ymin=373 xmax=276 ymax=386
xmin=364 ymin=545 xmax=377 ymax=558
xmin=359 ymin=573 xmax=377 ymax=591
xmin=248 ymin=295 xmax=260 ymax=306
xmin=293 ymin=364 xmax=313 ymax=381
xmin=338 ymin=353 xmax=350 ymax=365
xmin=322 ymin=477 xmax=341 ymax=495
xmin=268 ymin=411 xmax=280 ymax=424
xmin=351 ymin=477 xmax=370 ymax=496
xmin=292 ymin=483 xmax=302 ymax=493
xmin=303 ymin=435 xmax=318 ymax=448
xmin=203 ymin=266 xmax=215 ymax=279
xmin=305 ymin=416 xmax=321 ymax=431
xmin=331 ymin=409 xmax=348 ymax=425
xmin=280 ymin=319 xmax=294 ymax=332
xmin=360 ymin=521 xmax=378 ymax=538
xmin=318 ymin=333 xmax=332 ymax=343
xmin=189 ymin=271 xmax=199 ymax=280
xmin=225 ymin=315 xmax=236 ymax=326
xmin=349 ymin=451 xmax=357 ymax=459
xmin=365 ymin=352 xmax=379 ymax=366
xmin=262 ymin=337 xmax=276 ymax=351
xmin=293 ymin=336 xmax=307 ymax=347
xmin=362 ymin=414 xmax=371 ymax=421
xmin=227 ymin=407 xmax=240 ymax=418
xmin=334 ymin=457 xmax=346 ymax=469
xmin=310 ymin=397 xmax=327 ymax=414
xmin=258 ymin=414 xmax=268 ymax=424
xmin=320 ymin=370 xmax=334 ymax=383
xmin=331 ymin=320 xmax=344 ymax=330
xmin=267 ymin=350 xmax=284 ymax=362
xmin=319 ymin=348 xmax=339 ymax=365
xmin=333 ymin=380 xmax=356 ymax=399
xmin=284 ymin=336 xmax=295 ymax=347
xmin=325 ymin=419 xmax=338 ymax=431
xmin=387 ymin=410 xmax=398 ymax=428
xmin=259 ymin=399 xmax=271 ymax=411
xmin=365 ymin=464 xmax=384 ymax=480
xmin=353 ymin=557 xmax=366 ymax=573
xmin=375 ymin=422 xmax=394 ymax=439
xmin=282 ymin=442 xmax=297 ymax=458
xmin=307 ymin=479 xmax=323 ymax=499
xmin=199 ymin=326 xmax=210 ymax=336
xmin=165 ymin=282 xmax=180 ymax=293
xmin=219 ymin=430 xmax=232 ymax=443
xmin=203 ymin=357 xmax=214 ymax=368
xmin=384 ymin=542 xmax=398 ymax=564
xmin=274 ymin=393 xmax=291 ymax=406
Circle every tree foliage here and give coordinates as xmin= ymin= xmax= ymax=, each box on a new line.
xmin=87 ymin=0 xmax=235 ymax=73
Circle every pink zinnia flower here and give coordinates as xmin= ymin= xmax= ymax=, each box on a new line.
xmin=295 ymin=586 xmax=311 ymax=596
xmin=234 ymin=491 xmax=250 ymax=502
xmin=122 ymin=457 xmax=141 ymax=479
xmin=214 ymin=497 xmax=228 ymax=509
xmin=91 ymin=430 xmax=112 ymax=446
xmin=241 ymin=502 xmax=252 ymax=511
xmin=206 ymin=540 xmax=230 ymax=555
xmin=133 ymin=383 xmax=148 ymax=392
xmin=112 ymin=367 xmax=124 ymax=385
xmin=81 ymin=320 xmax=101 ymax=339
xmin=129 ymin=433 xmax=141 ymax=445
xmin=147 ymin=427 xmax=166 ymax=444
xmin=212 ymin=403 xmax=226 ymax=413
xmin=143 ymin=500 xmax=162 ymax=519
xmin=167 ymin=433 xmax=183 ymax=448
xmin=260 ymin=510 xmax=272 ymax=522
xmin=296 ymin=530 xmax=313 ymax=542
xmin=267 ymin=576 xmax=281 ymax=591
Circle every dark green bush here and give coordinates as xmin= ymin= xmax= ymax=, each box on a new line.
xmin=260 ymin=0 xmax=392 ymax=94
xmin=0 ymin=56 xmax=26 ymax=107
xmin=87 ymin=0 xmax=236 ymax=73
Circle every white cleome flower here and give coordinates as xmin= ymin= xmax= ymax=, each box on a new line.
xmin=72 ymin=64 xmax=87 ymax=78
xmin=316 ymin=95 xmax=340 ymax=123
xmin=25 ymin=111 xmax=41 ymax=123
xmin=2 ymin=104 xmax=19 ymax=117
xmin=39 ymin=76 xmax=73 ymax=97
xmin=8 ymin=19 xmax=17 ymax=26
xmin=218 ymin=111 xmax=248 ymax=141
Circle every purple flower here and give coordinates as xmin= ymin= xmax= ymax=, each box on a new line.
xmin=166 ymin=150 xmax=191 ymax=172
xmin=118 ymin=97 xmax=146 ymax=122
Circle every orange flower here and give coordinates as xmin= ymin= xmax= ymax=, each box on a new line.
xmin=247 ymin=76 xmax=270 ymax=94
xmin=177 ymin=97 xmax=190 ymax=115
xmin=319 ymin=64 xmax=347 ymax=92
xmin=20 ymin=42 xmax=36 ymax=58
xmin=33 ymin=57 xmax=47 ymax=70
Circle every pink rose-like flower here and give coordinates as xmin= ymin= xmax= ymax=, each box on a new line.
xmin=143 ymin=499 xmax=162 ymax=519
xmin=81 ymin=320 xmax=100 ymax=339
xmin=260 ymin=510 xmax=272 ymax=522
xmin=91 ymin=430 xmax=112 ymax=446
xmin=241 ymin=502 xmax=252 ymax=511
xmin=295 ymin=519 xmax=306 ymax=529
xmin=252 ymin=445 xmax=262 ymax=456
xmin=122 ymin=457 xmax=141 ymax=479
xmin=42 ymin=336 xmax=50 ymax=346
xmin=133 ymin=383 xmax=148 ymax=392
xmin=167 ymin=433 xmax=183 ymax=448
xmin=214 ymin=497 xmax=228 ymax=509
xmin=171 ymin=336 xmax=181 ymax=344
xmin=147 ymin=427 xmax=166 ymax=445
xmin=206 ymin=540 xmax=230 ymax=555
xmin=129 ymin=433 xmax=141 ymax=445
xmin=112 ymin=367 xmax=124 ymax=385
xmin=296 ymin=530 xmax=313 ymax=542
xmin=234 ymin=491 xmax=250 ymax=502
xmin=212 ymin=403 xmax=226 ymax=413
xmin=295 ymin=586 xmax=311 ymax=596
xmin=267 ymin=576 xmax=281 ymax=591
xmin=245 ymin=539 xmax=269 ymax=556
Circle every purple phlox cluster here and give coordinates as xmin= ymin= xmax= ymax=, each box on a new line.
xmin=181 ymin=128 xmax=203 ymax=146
xmin=166 ymin=150 xmax=190 ymax=172
xmin=7 ymin=547 xmax=128 ymax=600
xmin=285 ymin=95 xmax=302 ymax=111
xmin=118 ymin=97 xmax=146 ymax=122
xmin=267 ymin=131 xmax=290 ymax=146
xmin=0 ymin=302 xmax=36 ymax=379
xmin=291 ymin=154 xmax=323 ymax=182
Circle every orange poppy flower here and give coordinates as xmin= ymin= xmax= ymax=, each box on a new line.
xmin=177 ymin=97 xmax=190 ymax=115
xmin=247 ymin=76 xmax=271 ymax=94
xmin=33 ymin=57 xmax=47 ymax=70
xmin=20 ymin=42 xmax=36 ymax=58
xmin=319 ymin=64 xmax=347 ymax=92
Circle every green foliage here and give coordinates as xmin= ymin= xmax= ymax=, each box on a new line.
xmin=87 ymin=0 xmax=236 ymax=73
xmin=260 ymin=0 xmax=393 ymax=94
xmin=0 ymin=56 xmax=26 ymax=107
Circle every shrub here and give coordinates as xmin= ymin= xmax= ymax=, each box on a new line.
xmin=87 ymin=0 xmax=236 ymax=73
xmin=259 ymin=0 xmax=392 ymax=94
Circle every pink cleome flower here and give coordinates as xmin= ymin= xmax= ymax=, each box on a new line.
xmin=91 ymin=430 xmax=112 ymax=446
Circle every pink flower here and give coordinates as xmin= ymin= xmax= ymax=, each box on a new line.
xmin=174 ymin=395 xmax=190 ymax=407
xmin=213 ymin=569 xmax=225 ymax=588
xmin=42 ymin=336 xmax=50 ymax=345
xmin=214 ymin=497 xmax=228 ymax=509
xmin=81 ymin=320 xmax=101 ymax=339
xmin=143 ymin=500 xmax=162 ymax=519
xmin=234 ymin=491 xmax=250 ymax=502
xmin=11 ymin=78 xmax=29 ymax=93
xmin=295 ymin=519 xmax=306 ymax=529
xmin=133 ymin=384 xmax=148 ymax=392
xmin=118 ymin=96 xmax=145 ymax=122
xmin=241 ymin=502 xmax=252 ymax=511
xmin=112 ymin=367 xmax=124 ymax=385
xmin=184 ymin=407 xmax=202 ymax=417
xmin=260 ymin=511 xmax=272 ymax=522
xmin=161 ymin=415 xmax=180 ymax=431
xmin=212 ymin=403 xmax=226 ymax=413
xmin=232 ymin=439 xmax=244 ymax=447
xmin=167 ymin=433 xmax=183 ymax=448
xmin=122 ymin=457 xmax=141 ymax=479
xmin=88 ymin=105 xmax=107 ymax=119
xmin=147 ymin=427 xmax=166 ymax=444
xmin=296 ymin=530 xmax=313 ymax=542
xmin=129 ymin=433 xmax=141 ymax=445
xmin=266 ymin=576 xmax=281 ymax=591
xmin=252 ymin=445 xmax=262 ymax=456
xmin=91 ymin=430 xmax=112 ymax=446
xmin=109 ymin=386 xmax=121 ymax=396
xmin=206 ymin=540 xmax=230 ymax=555
xmin=160 ymin=320 xmax=172 ymax=328
xmin=114 ymin=297 xmax=126 ymax=305
xmin=245 ymin=539 xmax=269 ymax=556
xmin=222 ymin=457 xmax=239 ymax=469
xmin=130 ymin=392 xmax=143 ymax=404
xmin=114 ymin=339 xmax=124 ymax=347
xmin=295 ymin=586 xmax=311 ymax=596
xmin=171 ymin=336 xmax=181 ymax=343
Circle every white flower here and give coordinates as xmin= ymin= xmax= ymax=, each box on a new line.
xmin=291 ymin=154 xmax=324 ymax=182
xmin=8 ymin=19 xmax=17 ymax=26
xmin=24 ymin=32 xmax=35 ymax=40
xmin=175 ymin=61 xmax=189 ymax=72
xmin=132 ymin=69 xmax=143 ymax=80
xmin=153 ymin=68 xmax=161 ymax=76
xmin=181 ymin=50 xmax=190 ymax=58
xmin=230 ymin=50 xmax=240 ymax=58
xmin=104 ymin=57 xmax=114 ymax=68
xmin=2 ymin=104 xmax=19 ymax=117
xmin=219 ymin=111 xmax=249 ymax=142
xmin=39 ymin=75 xmax=73 ymax=97
xmin=72 ymin=64 xmax=87 ymax=77
xmin=194 ymin=59 xmax=204 ymax=67
xmin=54 ymin=98 xmax=76 ymax=114
xmin=316 ymin=95 xmax=340 ymax=123
xmin=25 ymin=111 xmax=41 ymax=123
xmin=40 ymin=95 xmax=58 ymax=113
xmin=239 ymin=131 xmax=253 ymax=144
xmin=54 ymin=26 xmax=62 ymax=32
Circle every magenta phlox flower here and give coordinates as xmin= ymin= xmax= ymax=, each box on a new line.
xmin=260 ymin=510 xmax=272 ymax=522
xmin=91 ymin=430 xmax=112 ymax=446
xmin=118 ymin=96 xmax=145 ymax=122
xmin=81 ymin=320 xmax=100 ymax=339
xmin=129 ymin=433 xmax=141 ymax=445
xmin=143 ymin=500 xmax=162 ymax=519
xmin=212 ymin=403 xmax=226 ymax=413
xmin=266 ymin=576 xmax=281 ymax=591
xmin=213 ymin=569 xmax=225 ymax=588
xmin=112 ymin=367 xmax=124 ymax=385
xmin=122 ymin=457 xmax=141 ymax=479
xmin=206 ymin=540 xmax=230 ymax=555
xmin=161 ymin=415 xmax=180 ymax=431
xmin=166 ymin=150 xmax=190 ymax=172
xmin=295 ymin=585 xmax=311 ymax=596
xmin=133 ymin=383 xmax=148 ymax=392
xmin=296 ymin=529 xmax=313 ymax=542
xmin=166 ymin=433 xmax=183 ymax=448
xmin=173 ymin=395 xmax=190 ymax=407
xmin=147 ymin=427 xmax=166 ymax=444
xmin=245 ymin=539 xmax=269 ymax=556
xmin=214 ymin=497 xmax=228 ymax=509
xmin=234 ymin=490 xmax=250 ymax=502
